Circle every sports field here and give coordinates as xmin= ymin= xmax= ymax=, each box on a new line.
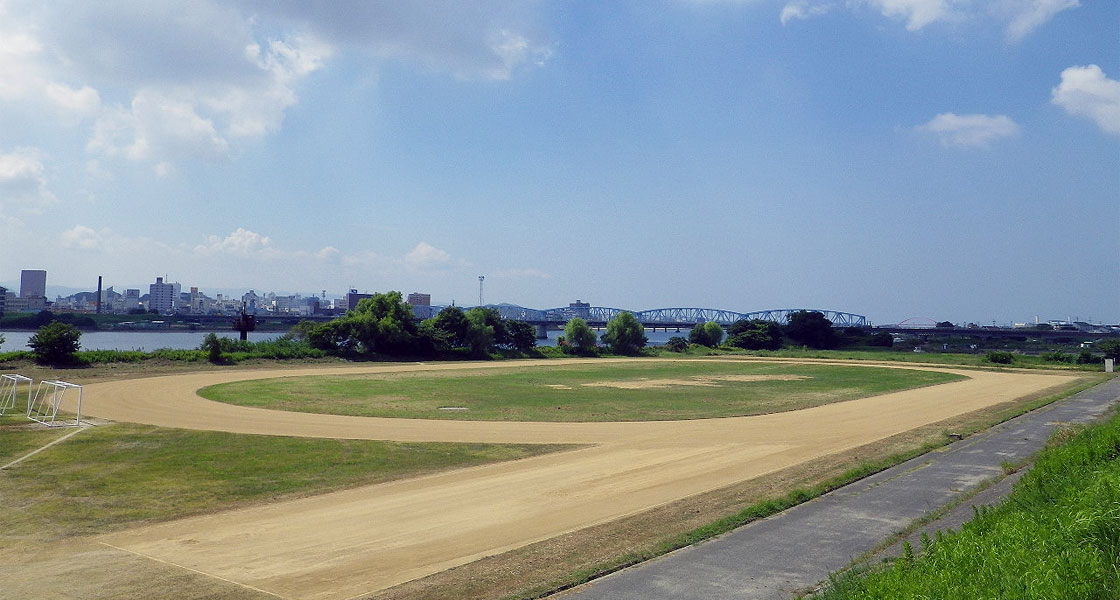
xmin=0 ymin=358 xmax=1083 ymax=600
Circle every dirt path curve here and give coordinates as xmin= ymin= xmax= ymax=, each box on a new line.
xmin=73 ymin=358 xmax=1074 ymax=600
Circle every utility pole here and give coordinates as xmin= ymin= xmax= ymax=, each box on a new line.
xmin=478 ymin=275 xmax=485 ymax=307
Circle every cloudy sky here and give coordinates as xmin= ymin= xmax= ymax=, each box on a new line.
xmin=0 ymin=0 xmax=1116 ymax=324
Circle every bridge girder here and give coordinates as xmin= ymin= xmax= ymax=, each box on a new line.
xmin=427 ymin=305 xmax=867 ymax=328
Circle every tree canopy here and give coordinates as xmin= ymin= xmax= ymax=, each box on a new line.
xmin=564 ymin=318 xmax=598 ymax=355
xmin=689 ymin=321 xmax=724 ymax=347
xmin=726 ymin=319 xmax=783 ymax=350
xmin=28 ymin=321 xmax=82 ymax=365
xmin=785 ymin=310 xmax=836 ymax=349
xmin=602 ymin=312 xmax=647 ymax=355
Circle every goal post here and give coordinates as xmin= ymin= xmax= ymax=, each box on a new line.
xmin=0 ymin=374 xmax=33 ymax=416
xmin=27 ymin=380 xmax=86 ymax=427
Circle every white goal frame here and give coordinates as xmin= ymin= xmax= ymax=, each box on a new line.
xmin=1 ymin=374 xmax=33 ymax=416
xmin=27 ymin=380 xmax=86 ymax=427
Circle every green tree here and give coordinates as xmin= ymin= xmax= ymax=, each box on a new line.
xmin=602 ymin=312 xmax=647 ymax=355
xmin=429 ymin=306 xmax=470 ymax=348
xmin=1098 ymin=339 xmax=1120 ymax=362
xmin=689 ymin=321 xmax=724 ymax=347
xmin=785 ymin=311 xmax=835 ymax=349
xmin=200 ymin=333 xmax=225 ymax=364
xmin=464 ymin=307 xmax=496 ymax=357
xmin=727 ymin=319 xmax=783 ymax=350
xmin=307 ymin=318 xmax=360 ymax=355
xmin=564 ymin=318 xmax=598 ymax=355
xmin=503 ymin=320 xmax=538 ymax=353
xmin=28 ymin=321 xmax=82 ymax=365
xmin=349 ymin=292 xmax=422 ymax=355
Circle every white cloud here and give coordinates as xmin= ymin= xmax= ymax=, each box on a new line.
xmin=0 ymin=28 xmax=43 ymax=100
xmin=0 ymin=1 xmax=545 ymax=176
xmin=864 ymin=0 xmax=959 ymax=31
xmin=780 ymin=1 xmax=833 ymax=24
xmin=1051 ymin=65 xmax=1120 ymax=136
xmin=0 ymin=148 xmax=55 ymax=212
xmin=245 ymin=1 xmax=551 ymax=81
xmin=917 ymin=113 xmax=1020 ymax=148
xmin=44 ymin=83 xmax=101 ymax=117
xmin=60 ymin=224 xmax=106 ymax=250
xmin=404 ymin=242 xmax=453 ymax=269
xmin=783 ymin=0 xmax=1076 ymax=38
xmin=194 ymin=227 xmax=274 ymax=256
xmin=999 ymin=0 xmax=1079 ymax=42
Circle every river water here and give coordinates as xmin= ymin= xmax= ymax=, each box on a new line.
xmin=0 ymin=328 xmax=692 ymax=353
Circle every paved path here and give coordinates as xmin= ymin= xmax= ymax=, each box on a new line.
xmin=559 ymin=377 xmax=1119 ymax=600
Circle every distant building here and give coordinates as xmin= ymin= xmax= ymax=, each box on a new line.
xmin=565 ymin=300 xmax=591 ymax=320
xmin=0 ymin=286 xmax=6 ymax=317
xmin=149 ymin=277 xmax=181 ymax=314
xmin=123 ymin=289 xmax=142 ymax=312
xmin=344 ymin=289 xmax=372 ymax=311
xmin=407 ymin=292 xmax=432 ymax=318
xmin=20 ymin=269 xmax=46 ymax=298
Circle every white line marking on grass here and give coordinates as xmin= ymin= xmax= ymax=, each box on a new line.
xmin=1 ymin=425 xmax=89 ymax=470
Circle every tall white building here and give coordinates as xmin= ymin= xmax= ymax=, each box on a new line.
xmin=149 ymin=277 xmax=181 ymax=313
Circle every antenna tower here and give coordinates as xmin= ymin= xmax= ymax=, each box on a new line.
xmin=478 ymin=275 xmax=485 ymax=307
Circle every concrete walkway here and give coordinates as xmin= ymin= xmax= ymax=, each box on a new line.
xmin=559 ymin=376 xmax=1120 ymax=600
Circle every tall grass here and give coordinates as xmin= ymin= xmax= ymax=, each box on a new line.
xmin=816 ymin=410 xmax=1120 ymax=599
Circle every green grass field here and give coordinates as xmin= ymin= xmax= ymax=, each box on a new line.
xmin=0 ymin=424 xmax=568 ymax=538
xmin=198 ymin=361 xmax=965 ymax=422
xmin=816 ymin=408 xmax=1120 ymax=599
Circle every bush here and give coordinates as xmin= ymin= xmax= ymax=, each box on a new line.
xmin=1041 ymin=351 xmax=1072 ymax=364
xmin=664 ymin=336 xmax=689 ymax=352
xmin=985 ymin=351 xmax=1015 ymax=364
xmin=1076 ymin=350 xmax=1100 ymax=365
xmin=28 ymin=321 xmax=82 ymax=365
xmin=1098 ymin=339 xmax=1120 ymax=362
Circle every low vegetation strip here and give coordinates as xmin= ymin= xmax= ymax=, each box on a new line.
xmin=198 ymin=362 xmax=963 ymax=422
xmin=0 ymin=423 xmax=568 ymax=539
xmin=815 ymin=408 xmax=1120 ymax=599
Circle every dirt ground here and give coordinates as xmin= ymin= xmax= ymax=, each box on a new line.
xmin=2 ymin=358 xmax=1079 ymax=600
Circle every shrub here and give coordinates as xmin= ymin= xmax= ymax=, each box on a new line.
xmin=664 ymin=336 xmax=689 ymax=352
xmin=1076 ymin=351 xmax=1099 ymax=365
xmin=1041 ymin=351 xmax=1072 ymax=363
xmin=985 ymin=351 xmax=1015 ymax=364
xmin=28 ymin=321 xmax=82 ymax=365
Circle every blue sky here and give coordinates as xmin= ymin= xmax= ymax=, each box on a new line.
xmin=0 ymin=0 xmax=1116 ymax=325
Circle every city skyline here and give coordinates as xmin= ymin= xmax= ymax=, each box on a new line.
xmin=1 ymin=1 xmax=1117 ymax=325
xmin=1 ymin=268 xmax=1115 ymax=327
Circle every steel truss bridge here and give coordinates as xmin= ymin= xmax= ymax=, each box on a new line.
xmin=415 ymin=305 xmax=867 ymax=329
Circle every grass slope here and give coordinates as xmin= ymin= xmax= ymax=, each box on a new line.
xmin=0 ymin=424 xmax=568 ymax=539
xmin=199 ymin=361 xmax=963 ymax=422
xmin=815 ymin=408 xmax=1120 ymax=600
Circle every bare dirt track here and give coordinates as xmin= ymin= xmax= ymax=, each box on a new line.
xmin=64 ymin=358 xmax=1074 ymax=600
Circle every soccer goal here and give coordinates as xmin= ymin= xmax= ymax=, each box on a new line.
xmin=0 ymin=374 xmax=33 ymax=416
xmin=27 ymin=380 xmax=87 ymax=427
